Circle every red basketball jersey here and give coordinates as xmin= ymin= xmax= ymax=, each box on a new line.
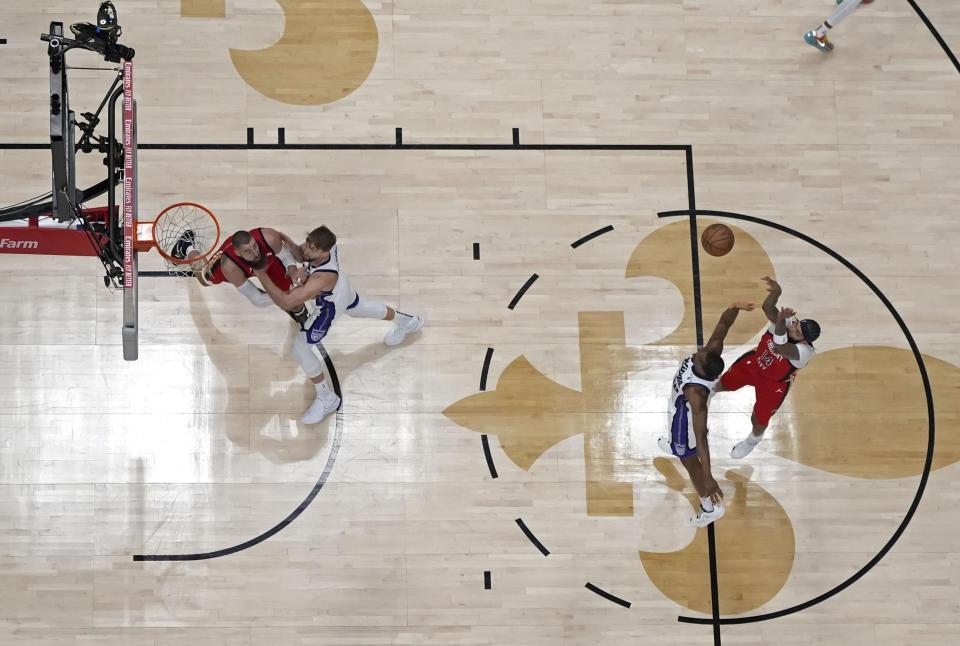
xmin=201 ymin=228 xmax=293 ymax=291
xmin=749 ymin=330 xmax=798 ymax=383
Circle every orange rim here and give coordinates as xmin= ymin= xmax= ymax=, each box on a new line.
xmin=150 ymin=202 xmax=220 ymax=265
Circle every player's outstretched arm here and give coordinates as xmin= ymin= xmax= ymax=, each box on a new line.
xmin=703 ymin=301 xmax=754 ymax=355
xmin=686 ymin=386 xmax=723 ymax=503
xmin=761 ymin=276 xmax=782 ymax=323
xmin=222 ymin=259 xmax=273 ymax=308
xmin=254 ymin=265 xmax=333 ymax=311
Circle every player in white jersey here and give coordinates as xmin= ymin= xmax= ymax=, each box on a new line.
xmin=658 ymin=301 xmax=754 ymax=527
xmin=252 ymin=225 xmax=424 ymax=424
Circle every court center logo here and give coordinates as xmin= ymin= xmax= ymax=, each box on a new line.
xmin=444 ymin=219 xmax=960 ymax=615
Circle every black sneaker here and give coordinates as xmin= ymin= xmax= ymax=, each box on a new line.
xmin=170 ymin=229 xmax=197 ymax=261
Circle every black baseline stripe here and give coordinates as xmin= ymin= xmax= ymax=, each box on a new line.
xmin=660 ymin=209 xmax=935 ymax=625
xmin=395 ymin=127 xmax=402 ymax=145
xmin=0 ymin=143 xmax=690 ymax=151
xmin=484 ymin=571 xmax=492 ymax=589
xmin=480 ymin=347 xmax=493 ymax=391
xmin=907 ymin=0 xmax=960 ymax=75
xmin=481 ymin=434 xmax=498 ymax=479
xmin=515 ymin=518 xmax=550 ymax=556
xmin=512 ymin=128 xmax=519 ymax=146
xmin=507 ymin=273 xmax=538 ymax=310
xmin=139 ymin=270 xmax=191 ymax=278
xmin=278 ymin=128 xmax=285 ymax=145
xmin=571 ymin=225 xmax=614 ymax=248
xmin=585 ymin=582 xmax=631 ymax=608
xmin=132 ymin=342 xmax=343 ymax=561
xmin=246 ymin=127 xmax=254 ymax=145
xmin=147 ymin=143 xmax=687 ymax=151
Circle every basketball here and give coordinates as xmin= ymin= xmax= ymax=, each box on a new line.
xmin=701 ymin=223 xmax=735 ymax=257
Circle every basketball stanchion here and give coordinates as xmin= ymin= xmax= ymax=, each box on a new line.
xmin=119 ymin=62 xmax=219 ymax=358
xmin=121 ymin=59 xmax=137 ymax=360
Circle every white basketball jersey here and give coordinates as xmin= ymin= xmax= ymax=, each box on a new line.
xmin=306 ymin=244 xmax=356 ymax=314
xmin=670 ymin=353 xmax=719 ymax=403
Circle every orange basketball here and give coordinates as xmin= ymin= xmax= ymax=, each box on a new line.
xmin=701 ymin=223 xmax=735 ymax=257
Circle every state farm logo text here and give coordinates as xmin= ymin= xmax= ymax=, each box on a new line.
xmin=0 ymin=238 xmax=39 ymax=249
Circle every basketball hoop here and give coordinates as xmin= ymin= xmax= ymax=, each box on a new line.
xmin=134 ymin=202 xmax=220 ymax=272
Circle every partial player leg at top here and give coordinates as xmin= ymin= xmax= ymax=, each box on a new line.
xmin=804 ymin=0 xmax=873 ymax=52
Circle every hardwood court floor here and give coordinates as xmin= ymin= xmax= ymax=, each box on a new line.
xmin=1 ymin=1 xmax=959 ymax=644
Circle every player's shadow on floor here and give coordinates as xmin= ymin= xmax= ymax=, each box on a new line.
xmin=324 ymin=335 xmax=395 ymax=386
xmin=186 ymin=283 xmax=416 ymax=463
xmin=187 ymin=282 xmax=328 ymax=464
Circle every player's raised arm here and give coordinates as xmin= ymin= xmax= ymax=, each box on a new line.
xmin=761 ymin=276 xmax=782 ymax=323
xmin=703 ymin=301 xmax=754 ymax=355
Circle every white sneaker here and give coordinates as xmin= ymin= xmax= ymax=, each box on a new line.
xmin=384 ymin=314 xmax=424 ymax=346
xmin=301 ymin=389 xmax=340 ymax=424
xmin=657 ymin=435 xmax=673 ymax=455
xmin=730 ymin=435 xmax=761 ymax=459
xmin=692 ymin=504 xmax=725 ymax=528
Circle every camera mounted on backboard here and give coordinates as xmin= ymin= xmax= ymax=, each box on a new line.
xmin=42 ymin=2 xmax=135 ymax=63
xmin=69 ymin=2 xmax=135 ymax=62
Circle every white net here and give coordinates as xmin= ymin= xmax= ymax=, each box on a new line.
xmin=152 ymin=203 xmax=219 ymax=273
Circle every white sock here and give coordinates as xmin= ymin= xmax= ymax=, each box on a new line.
xmin=827 ymin=0 xmax=861 ymax=28
xmin=314 ymin=381 xmax=330 ymax=396
xmin=700 ymin=497 xmax=714 ymax=513
xmin=745 ymin=433 xmax=762 ymax=445
xmin=394 ymin=311 xmax=412 ymax=326
xmin=815 ymin=24 xmax=829 ymax=38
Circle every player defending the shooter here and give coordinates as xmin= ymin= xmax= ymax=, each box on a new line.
xmin=658 ymin=301 xmax=754 ymax=527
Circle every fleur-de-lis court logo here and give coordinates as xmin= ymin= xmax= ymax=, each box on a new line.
xmin=181 ymin=0 xmax=378 ymax=105
xmin=444 ymin=218 xmax=960 ymax=615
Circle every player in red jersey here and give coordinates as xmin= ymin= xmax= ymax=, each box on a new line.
xmin=714 ymin=276 xmax=821 ymax=458
xmin=172 ymin=227 xmax=308 ymax=323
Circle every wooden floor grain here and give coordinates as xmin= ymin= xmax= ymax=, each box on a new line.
xmin=1 ymin=1 xmax=959 ymax=644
